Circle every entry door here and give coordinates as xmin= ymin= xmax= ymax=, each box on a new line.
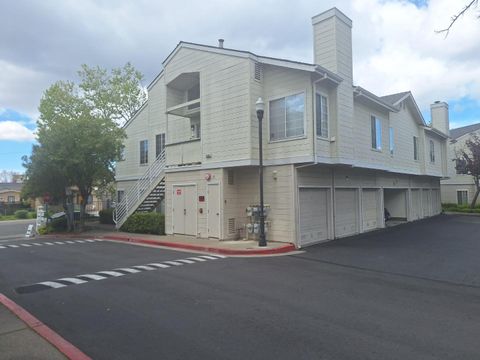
xmin=207 ymin=184 xmax=220 ymax=238
xmin=411 ymin=189 xmax=421 ymax=220
xmin=172 ymin=185 xmax=196 ymax=236
xmin=299 ymin=188 xmax=329 ymax=247
xmin=362 ymin=189 xmax=379 ymax=231
xmin=335 ymin=189 xmax=358 ymax=238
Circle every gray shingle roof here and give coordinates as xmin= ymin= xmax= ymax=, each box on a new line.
xmin=450 ymin=123 xmax=480 ymax=140
xmin=0 ymin=183 xmax=22 ymax=192
xmin=380 ymin=91 xmax=410 ymax=106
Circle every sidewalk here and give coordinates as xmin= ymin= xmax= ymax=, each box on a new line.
xmin=0 ymin=294 xmax=89 ymax=359
xmin=49 ymin=222 xmax=298 ymax=256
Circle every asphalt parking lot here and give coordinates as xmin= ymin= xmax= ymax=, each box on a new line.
xmin=0 ymin=214 xmax=479 ymax=360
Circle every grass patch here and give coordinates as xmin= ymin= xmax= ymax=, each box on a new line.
xmin=442 ymin=203 xmax=480 ymax=213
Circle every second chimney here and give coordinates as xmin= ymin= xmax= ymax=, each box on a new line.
xmin=218 ymin=39 xmax=224 ymax=48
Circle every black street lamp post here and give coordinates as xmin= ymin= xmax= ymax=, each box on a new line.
xmin=256 ymin=97 xmax=267 ymax=247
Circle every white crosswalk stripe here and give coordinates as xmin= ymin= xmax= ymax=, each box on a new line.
xmin=0 ymin=239 xmax=104 ymax=251
xmin=16 ymin=254 xmax=228 ymax=294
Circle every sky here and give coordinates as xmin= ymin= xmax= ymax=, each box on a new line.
xmin=0 ymin=0 xmax=479 ymax=173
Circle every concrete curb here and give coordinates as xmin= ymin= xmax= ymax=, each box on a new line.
xmin=98 ymin=235 xmax=297 ymax=256
xmin=0 ymin=293 xmax=92 ymax=360
xmin=0 ymin=293 xmax=91 ymax=360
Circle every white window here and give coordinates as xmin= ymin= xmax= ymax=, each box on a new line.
xmin=429 ymin=140 xmax=435 ymax=163
xmin=269 ymin=93 xmax=305 ymax=141
xmin=316 ymin=93 xmax=328 ymax=138
xmin=156 ymin=133 xmax=165 ymax=158
xmin=389 ymin=127 xmax=394 ymax=155
xmin=140 ymin=140 xmax=148 ymax=164
xmin=457 ymin=190 xmax=468 ymax=205
xmin=119 ymin=147 xmax=125 ymax=161
xmin=254 ymin=62 xmax=262 ymax=81
xmin=371 ymin=116 xmax=382 ymax=150
xmin=7 ymin=195 xmax=15 ymax=203
xmin=117 ymin=190 xmax=125 ymax=203
xmin=413 ymin=136 xmax=419 ymax=160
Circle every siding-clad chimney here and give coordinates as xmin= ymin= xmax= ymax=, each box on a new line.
xmin=430 ymin=101 xmax=450 ymax=136
xmin=312 ymin=8 xmax=354 ymax=159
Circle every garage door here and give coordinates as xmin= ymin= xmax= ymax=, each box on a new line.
xmin=299 ymin=188 xmax=329 ymax=247
xmin=411 ymin=189 xmax=422 ymax=220
xmin=362 ymin=189 xmax=379 ymax=231
xmin=432 ymin=189 xmax=440 ymax=215
xmin=335 ymin=188 xmax=358 ymax=238
xmin=422 ymin=189 xmax=431 ymax=218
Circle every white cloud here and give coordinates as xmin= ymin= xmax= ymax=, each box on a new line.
xmin=0 ymin=121 xmax=36 ymax=141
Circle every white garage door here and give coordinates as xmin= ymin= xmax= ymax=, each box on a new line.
xmin=422 ymin=189 xmax=431 ymax=218
xmin=362 ymin=189 xmax=379 ymax=231
xmin=411 ymin=189 xmax=422 ymax=220
xmin=299 ymin=188 xmax=329 ymax=247
xmin=432 ymin=189 xmax=440 ymax=215
xmin=335 ymin=189 xmax=358 ymax=238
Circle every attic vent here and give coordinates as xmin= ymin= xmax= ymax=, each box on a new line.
xmin=228 ymin=218 xmax=236 ymax=234
xmin=227 ymin=170 xmax=234 ymax=185
xmin=254 ymin=62 xmax=262 ymax=81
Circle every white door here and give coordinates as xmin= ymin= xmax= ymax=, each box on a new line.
xmin=422 ymin=189 xmax=431 ymax=218
xmin=411 ymin=189 xmax=422 ymax=220
xmin=432 ymin=189 xmax=440 ymax=215
xmin=335 ymin=188 xmax=358 ymax=238
xmin=172 ymin=185 xmax=196 ymax=236
xmin=362 ymin=189 xmax=379 ymax=231
xmin=207 ymin=184 xmax=220 ymax=238
xmin=299 ymin=188 xmax=329 ymax=247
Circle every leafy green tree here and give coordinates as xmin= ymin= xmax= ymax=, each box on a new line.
xmin=455 ymin=134 xmax=480 ymax=208
xmin=23 ymin=63 xmax=145 ymax=230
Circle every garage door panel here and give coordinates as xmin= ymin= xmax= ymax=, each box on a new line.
xmin=335 ymin=189 xmax=358 ymax=237
xmin=422 ymin=189 xmax=431 ymax=218
xmin=299 ymin=188 xmax=329 ymax=247
xmin=411 ymin=189 xmax=422 ymax=220
xmin=362 ymin=189 xmax=379 ymax=231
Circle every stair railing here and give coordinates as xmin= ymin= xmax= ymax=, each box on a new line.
xmin=113 ymin=149 xmax=166 ymax=228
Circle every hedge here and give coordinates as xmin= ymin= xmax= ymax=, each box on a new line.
xmin=99 ymin=208 xmax=115 ymax=224
xmin=120 ymin=212 xmax=165 ymax=235
xmin=14 ymin=209 xmax=29 ymax=219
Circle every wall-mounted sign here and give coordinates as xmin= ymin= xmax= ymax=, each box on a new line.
xmin=204 ymin=173 xmax=212 ymax=181
xmin=199 ymin=195 xmax=205 ymax=202
xmin=176 ymin=189 xmax=182 ymax=195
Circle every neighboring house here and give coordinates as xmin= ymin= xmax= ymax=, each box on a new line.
xmin=441 ymin=122 xmax=480 ymax=206
xmin=0 ymin=183 xmax=22 ymax=203
xmin=115 ymin=7 xmax=449 ymax=248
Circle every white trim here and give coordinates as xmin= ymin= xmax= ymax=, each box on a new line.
xmin=312 ymin=7 xmax=352 ymax=27
xmin=315 ymin=90 xmax=329 ymax=140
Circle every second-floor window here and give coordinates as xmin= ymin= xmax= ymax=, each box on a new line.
xmin=140 ymin=139 xmax=148 ymax=164
xmin=7 ymin=196 xmax=15 ymax=203
xmin=455 ymin=158 xmax=467 ymax=174
xmin=316 ymin=93 xmax=328 ymax=138
xmin=156 ymin=133 xmax=165 ymax=158
xmin=269 ymin=93 xmax=305 ymax=141
xmin=413 ymin=136 xmax=419 ymax=160
xmin=429 ymin=140 xmax=435 ymax=163
xmin=389 ymin=127 xmax=394 ymax=155
xmin=371 ymin=116 xmax=382 ymax=150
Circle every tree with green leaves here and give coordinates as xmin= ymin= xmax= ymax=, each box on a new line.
xmin=455 ymin=134 xmax=480 ymax=208
xmin=23 ymin=63 xmax=146 ymax=230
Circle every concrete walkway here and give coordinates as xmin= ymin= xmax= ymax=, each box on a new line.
xmin=0 ymin=302 xmax=67 ymax=360
xmin=50 ymin=222 xmax=297 ymax=256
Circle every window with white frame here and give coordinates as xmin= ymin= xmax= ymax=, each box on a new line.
xmin=119 ymin=146 xmax=125 ymax=161
xmin=413 ymin=136 xmax=419 ymax=160
xmin=117 ymin=190 xmax=125 ymax=203
xmin=156 ymin=133 xmax=165 ymax=158
xmin=140 ymin=139 xmax=148 ymax=164
xmin=371 ymin=116 xmax=382 ymax=150
xmin=7 ymin=195 xmax=15 ymax=203
xmin=429 ymin=140 xmax=435 ymax=163
xmin=389 ymin=127 xmax=394 ymax=155
xmin=316 ymin=93 xmax=328 ymax=138
xmin=269 ymin=93 xmax=305 ymax=141
xmin=457 ymin=190 xmax=468 ymax=205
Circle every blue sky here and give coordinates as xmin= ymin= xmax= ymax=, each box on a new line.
xmin=0 ymin=0 xmax=479 ymax=173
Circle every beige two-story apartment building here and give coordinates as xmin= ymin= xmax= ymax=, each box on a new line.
xmin=115 ymin=7 xmax=449 ymax=248
xmin=441 ymin=122 xmax=480 ymax=205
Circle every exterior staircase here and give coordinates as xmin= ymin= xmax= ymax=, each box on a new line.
xmin=113 ymin=149 xmax=166 ymax=229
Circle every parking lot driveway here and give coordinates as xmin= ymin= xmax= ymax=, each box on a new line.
xmin=300 ymin=214 xmax=480 ymax=287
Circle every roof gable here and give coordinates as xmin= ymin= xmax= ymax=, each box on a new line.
xmin=450 ymin=122 xmax=480 ymax=140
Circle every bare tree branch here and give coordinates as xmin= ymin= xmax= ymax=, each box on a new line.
xmin=436 ymin=0 xmax=478 ymax=37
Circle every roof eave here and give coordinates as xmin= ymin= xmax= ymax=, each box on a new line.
xmin=353 ymin=87 xmax=399 ymax=112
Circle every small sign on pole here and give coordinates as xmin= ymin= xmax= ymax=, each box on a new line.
xmin=36 ymin=205 xmax=47 ymax=232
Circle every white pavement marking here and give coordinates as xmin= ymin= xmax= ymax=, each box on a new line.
xmin=97 ymin=271 xmax=124 ymax=277
xmin=0 ymin=239 xmax=104 ymax=251
xmin=65 ymin=240 xmax=76 ymax=244
xmin=7 ymin=245 xmax=19 ymax=248
xmin=58 ymin=277 xmax=88 ymax=285
xmin=38 ymin=281 xmax=66 ymax=289
xmin=0 ymin=246 xmax=5 ymax=249
xmin=16 ymin=254 xmax=228 ymax=293
xmin=85 ymin=239 xmax=96 ymax=243
xmin=54 ymin=241 xmax=65 ymax=245
xmin=20 ymin=244 xmax=32 ymax=247
xmin=78 ymin=274 xmax=106 ymax=281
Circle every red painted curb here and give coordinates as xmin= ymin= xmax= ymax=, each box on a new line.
xmin=99 ymin=235 xmax=297 ymax=255
xmin=0 ymin=293 xmax=91 ymax=360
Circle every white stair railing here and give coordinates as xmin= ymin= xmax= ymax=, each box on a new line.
xmin=113 ymin=149 xmax=166 ymax=228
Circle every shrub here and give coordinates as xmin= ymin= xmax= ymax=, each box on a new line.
xmin=14 ymin=209 xmax=29 ymax=219
xmin=37 ymin=225 xmax=49 ymax=235
xmin=49 ymin=216 xmax=68 ymax=231
xmin=120 ymin=212 xmax=165 ymax=235
xmin=99 ymin=208 xmax=115 ymax=224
